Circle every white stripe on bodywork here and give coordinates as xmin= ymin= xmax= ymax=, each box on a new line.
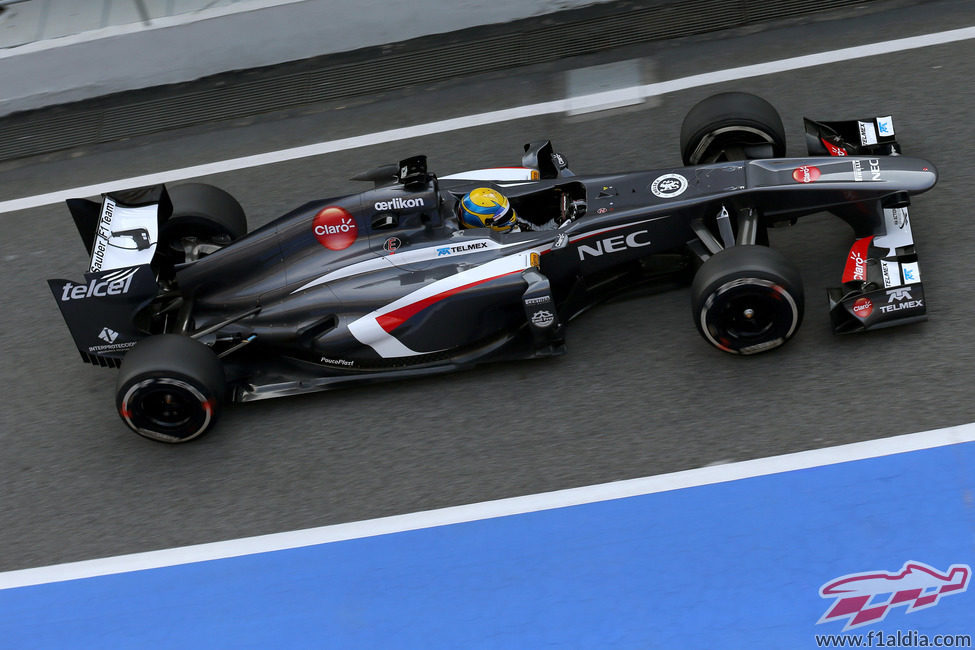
xmin=347 ymin=317 xmax=421 ymax=358
xmin=292 ymin=256 xmax=397 ymax=293
xmin=292 ymin=239 xmax=509 ymax=294
xmin=440 ymin=168 xmax=537 ymax=181
xmin=348 ymin=251 xmax=537 ymax=357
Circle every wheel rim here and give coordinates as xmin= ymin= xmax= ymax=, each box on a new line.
xmin=687 ymin=126 xmax=777 ymax=164
xmin=121 ymin=378 xmax=213 ymax=442
xmin=700 ymin=278 xmax=799 ymax=354
xmin=163 ymin=227 xmax=235 ymax=263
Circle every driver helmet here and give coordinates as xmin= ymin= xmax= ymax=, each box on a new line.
xmin=459 ymin=187 xmax=517 ymax=232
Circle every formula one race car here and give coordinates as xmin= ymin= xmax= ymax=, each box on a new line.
xmin=48 ymin=92 xmax=937 ymax=442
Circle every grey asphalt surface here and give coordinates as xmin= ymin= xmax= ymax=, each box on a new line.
xmin=1 ymin=0 xmax=974 ymax=572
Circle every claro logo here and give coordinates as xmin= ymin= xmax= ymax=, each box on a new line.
xmin=577 ymin=230 xmax=651 ymax=260
xmin=848 ymin=249 xmax=867 ymax=282
xmin=313 ymin=206 xmax=358 ymax=251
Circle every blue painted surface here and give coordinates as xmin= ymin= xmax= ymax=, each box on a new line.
xmin=2 ymin=442 xmax=974 ymax=649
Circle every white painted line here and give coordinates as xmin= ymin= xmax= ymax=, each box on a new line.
xmin=2 ymin=421 xmax=974 ymax=591
xmin=1 ymin=25 xmax=972 ymax=218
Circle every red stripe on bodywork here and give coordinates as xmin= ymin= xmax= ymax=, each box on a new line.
xmin=376 ymin=270 xmax=521 ymax=333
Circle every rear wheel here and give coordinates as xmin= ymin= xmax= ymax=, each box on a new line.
xmin=158 ymin=183 xmax=247 ymax=265
xmin=680 ymin=92 xmax=786 ymax=165
xmin=691 ymin=245 xmax=803 ymax=355
xmin=116 ymin=334 xmax=226 ymax=443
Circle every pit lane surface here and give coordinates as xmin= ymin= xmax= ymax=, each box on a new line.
xmin=1 ymin=0 xmax=973 ymax=572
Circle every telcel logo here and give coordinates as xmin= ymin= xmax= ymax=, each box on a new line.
xmin=60 ymin=270 xmax=136 ymax=301
xmin=577 ymin=230 xmax=651 ymax=260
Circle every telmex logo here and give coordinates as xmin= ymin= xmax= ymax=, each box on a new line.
xmin=887 ymin=288 xmax=912 ymax=303
xmin=577 ymin=230 xmax=651 ymax=260
xmin=880 ymin=287 xmax=923 ymax=314
xmin=436 ymin=242 xmax=489 ymax=256
xmin=374 ymin=197 xmax=425 ymax=211
xmin=818 ymin=561 xmax=971 ymax=631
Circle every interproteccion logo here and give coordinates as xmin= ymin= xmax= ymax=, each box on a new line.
xmin=818 ymin=561 xmax=971 ymax=631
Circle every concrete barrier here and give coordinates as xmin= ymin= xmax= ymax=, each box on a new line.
xmin=0 ymin=0 xmax=612 ymax=117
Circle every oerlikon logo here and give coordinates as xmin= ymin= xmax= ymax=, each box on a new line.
xmin=818 ymin=561 xmax=971 ymax=631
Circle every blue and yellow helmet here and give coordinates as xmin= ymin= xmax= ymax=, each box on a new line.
xmin=459 ymin=187 xmax=517 ymax=231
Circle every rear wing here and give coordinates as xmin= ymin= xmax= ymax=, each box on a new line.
xmin=805 ymin=115 xmax=929 ymax=333
xmin=48 ymin=186 xmax=170 ymax=366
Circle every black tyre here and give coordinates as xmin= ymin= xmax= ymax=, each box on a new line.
xmin=680 ymin=92 xmax=786 ymax=165
xmin=159 ymin=183 xmax=247 ymax=264
xmin=691 ymin=245 xmax=803 ymax=355
xmin=116 ymin=334 xmax=226 ymax=443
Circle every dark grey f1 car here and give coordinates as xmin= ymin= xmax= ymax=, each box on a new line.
xmin=48 ymin=92 xmax=937 ymax=442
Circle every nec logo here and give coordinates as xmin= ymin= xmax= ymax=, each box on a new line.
xmin=577 ymin=230 xmax=651 ymax=260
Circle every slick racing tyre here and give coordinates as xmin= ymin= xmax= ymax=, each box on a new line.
xmin=116 ymin=335 xmax=226 ymax=443
xmin=691 ymin=245 xmax=803 ymax=355
xmin=680 ymin=92 xmax=786 ymax=165
xmin=159 ymin=183 xmax=247 ymax=264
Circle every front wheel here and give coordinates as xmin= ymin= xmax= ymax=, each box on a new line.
xmin=116 ymin=335 xmax=226 ymax=443
xmin=691 ymin=245 xmax=803 ymax=355
xmin=680 ymin=92 xmax=786 ymax=165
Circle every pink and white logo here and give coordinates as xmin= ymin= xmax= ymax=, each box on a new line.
xmin=818 ymin=561 xmax=971 ymax=631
